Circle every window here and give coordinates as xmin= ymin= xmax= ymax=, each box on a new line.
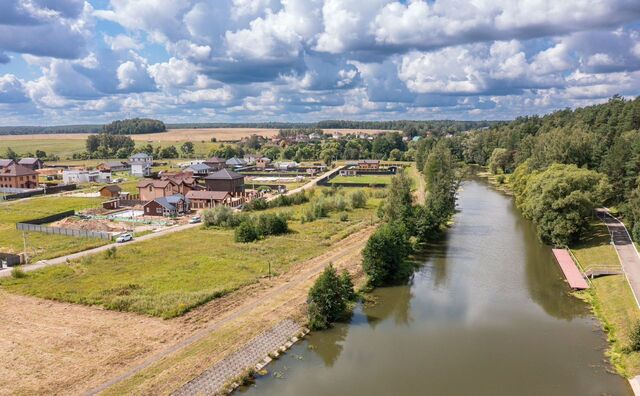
xmin=156 ymin=207 xmax=162 ymax=214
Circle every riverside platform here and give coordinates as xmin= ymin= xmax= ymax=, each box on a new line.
xmin=551 ymin=248 xmax=589 ymax=290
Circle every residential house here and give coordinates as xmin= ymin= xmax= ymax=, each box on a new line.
xmin=225 ymin=157 xmax=246 ymax=169
xmin=309 ymin=132 xmax=323 ymax=140
xmin=143 ymin=194 xmax=190 ymax=217
xmin=18 ymin=157 xmax=44 ymax=170
xmin=203 ymin=156 xmax=226 ymax=171
xmin=273 ymin=161 xmax=298 ymax=171
xmin=186 ymin=190 xmax=233 ymax=209
xmin=255 ymin=157 xmax=272 ymax=170
xmin=0 ymin=159 xmax=15 ymax=169
xmin=99 ymin=185 xmax=122 ymax=198
xmin=243 ymin=154 xmax=258 ymax=165
xmin=161 ymin=173 xmax=199 ymax=195
xmin=204 ymin=168 xmax=245 ymax=193
xmin=0 ymin=164 xmax=38 ymax=189
xmin=97 ymin=161 xmax=130 ymax=172
xmin=137 ymin=179 xmax=180 ymax=201
xmin=358 ymin=159 xmax=380 ymax=169
xmin=63 ymin=169 xmax=111 ymax=184
xmin=184 ymin=163 xmax=212 ymax=177
xmin=130 ymin=152 xmax=153 ymax=177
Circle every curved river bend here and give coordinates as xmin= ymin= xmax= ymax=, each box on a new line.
xmin=243 ymin=179 xmax=631 ymax=396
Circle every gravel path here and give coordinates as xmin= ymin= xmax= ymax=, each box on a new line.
xmin=174 ymin=319 xmax=302 ymax=396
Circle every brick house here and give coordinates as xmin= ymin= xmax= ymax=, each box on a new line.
xmin=255 ymin=157 xmax=272 ymax=170
xmin=143 ymin=194 xmax=190 ymax=217
xmin=18 ymin=157 xmax=44 ymax=170
xmin=204 ymin=168 xmax=245 ymax=193
xmin=203 ymin=157 xmax=226 ymax=171
xmin=0 ymin=159 xmax=15 ymax=169
xmin=0 ymin=164 xmax=38 ymax=189
xmin=137 ymin=179 xmax=180 ymax=201
xmin=358 ymin=159 xmax=380 ymax=169
xmin=186 ymin=190 xmax=233 ymax=209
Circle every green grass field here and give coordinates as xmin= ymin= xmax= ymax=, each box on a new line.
xmin=1 ymin=198 xmax=378 ymax=318
xmin=571 ymin=220 xmax=640 ymax=377
xmin=0 ymin=195 xmax=107 ymax=261
xmin=329 ymin=174 xmax=392 ymax=185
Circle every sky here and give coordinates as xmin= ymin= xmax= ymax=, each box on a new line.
xmin=0 ymin=0 xmax=639 ymax=125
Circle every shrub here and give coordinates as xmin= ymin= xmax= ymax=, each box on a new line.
xmin=362 ymin=222 xmax=410 ymax=287
xmin=235 ymin=220 xmax=259 ymax=243
xmin=350 ymin=190 xmax=367 ymax=209
xmin=340 ymin=212 xmax=349 ymax=222
xmin=496 ymin=174 xmax=506 ymax=184
xmin=307 ymin=265 xmax=353 ymax=330
xmin=203 ymin=206 xmax=241 ymax=228
xmin=631 ymin=321 xmax=640 ymax=351
xmin=104 ymin=246 xmax=117 ymax=259
xmin=244 ymin=198 xmax=268 ymax=211
xmin=11 ymin=267 xmax=27 ymax=279
xmin=255 ymin=213 xmax=289 ymax=237
xmin=339 ymin=270 xmax=356 ymax=301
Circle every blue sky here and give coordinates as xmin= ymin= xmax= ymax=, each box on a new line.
xmin=0 ymin=0 xmax=639 ymax=125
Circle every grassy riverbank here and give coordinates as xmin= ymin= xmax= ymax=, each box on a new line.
xmin=571 ymin=220 xmax=640 ymax=377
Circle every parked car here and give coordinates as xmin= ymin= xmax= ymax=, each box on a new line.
xmin=116 ymin=233 xmax=133 ymax=243
xmin=189 ymin=216 xmax=201 ymax=224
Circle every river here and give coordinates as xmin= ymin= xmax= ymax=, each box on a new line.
xmin=242 ymin=179 xmax=631 ymax=395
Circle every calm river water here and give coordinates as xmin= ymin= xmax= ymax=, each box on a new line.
xmin=243 ymin=179 xmax=631 ymax=395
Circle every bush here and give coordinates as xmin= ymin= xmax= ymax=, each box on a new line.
xmin=362 ymin=222 xmax=410 ymax=287
xmin=307 ymin=265 xmax=353 ymax=330
xmin=244 ymin=198 xmax=268 ymax=211
xmin=203 ymin=206 xmax=241 ymax=228
xmin=340 ymin=212 xmax=349 ymax=222
xmin=631 ymin=321 xmax=640 ymax=351
xmin=235 ymin=220 xmax=259 ymax=243
xmin=350 ymin=190 xmax=367 ymax=209
xmin=496 ymin=174 xmax=506 ymax=184
xmin=255 ymin=213 xmax=289 ymax=237
xmin=104 ymin=246 xmax=117 ymax=259
xmin=11 ymin=267 xmax=27 ymax=279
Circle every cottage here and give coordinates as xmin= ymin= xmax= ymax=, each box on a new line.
xmin=186 ymin=190 xmax=233 ymax=209
xmin=203 ymin=156 xmax=226 ymax=171
xmin=63 ymin=169 xmax=111 ymax=184
xmin=184 ymin=163 xmax=212 ymax=177
xmin=97 ymin=161 xmax=130 ymax=172
xmin=358 ymin=159 xmax=380 ymax=169
xmin=129 ymin=153 xmax=153 ymax=177
xmin=204 ymin=168 xmax=245 ymax=193
xmin=0 ymin=164 xmax=38 ymax=189
xmin=137 ymin=179 xmax=180 ymax=201
xmin=225 ymin=157 xmax=246 ymax=169
xmin=309 ymin=132 xmax=323 ymax=140
xmin=243 ymin=155 xmax=258 ymax=165
xmin=0 ymin=159 xmax=15 ymax=169
xmin=161 ymin=173 xmax=198 ymax=195
xmin=255 ymin=157 xmax=272 ymax=170
xmin=143 ymin=194 xmax=190 ymax=217
xmin=18 ymin=157 xmax=44 ymax=170
xmin=99 ymin=185 xmax=122 ymax=198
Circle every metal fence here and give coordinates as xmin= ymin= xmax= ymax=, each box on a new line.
xmin=16 ymin=223 xmax=112 ymax=240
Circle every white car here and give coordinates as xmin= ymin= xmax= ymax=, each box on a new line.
xmin=116 ymin=233 xmax=133 ymax=243
xmin=189 ymin=216 xmax=201 ymax=224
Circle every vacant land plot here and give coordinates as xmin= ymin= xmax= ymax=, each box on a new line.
xmin=2 ymin=199 xmax=378 ymax=318
xmin=0 ymin=290 xmax=187 ymax=395
xmin=0 ymin=195 xmax=106 ymax=261
xmin=0 ymin=138 xmax=86 ymax=158
xmin=571 ymin=221 xmax=640 ymax=377
xmin=329 ymin=174 xmax=393 ymax=185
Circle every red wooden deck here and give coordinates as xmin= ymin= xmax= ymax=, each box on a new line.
xmin=552 ymin=248 xmax=589 ymax=290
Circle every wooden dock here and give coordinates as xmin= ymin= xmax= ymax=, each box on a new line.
xmin=551 ymin=248 xmax=590 ymax=290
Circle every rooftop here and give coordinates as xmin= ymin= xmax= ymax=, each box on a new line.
xmin=204 ymin=168 xmax=244 ymax=180
xmin=0 ymin=163 xmax=37 ymax=176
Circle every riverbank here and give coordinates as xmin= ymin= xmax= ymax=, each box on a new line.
xmin=477 ymin=168 xmax=640 ymax=380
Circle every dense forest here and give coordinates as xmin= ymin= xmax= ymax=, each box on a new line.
xmin=102 ymin=118 xmax=166 ymax=135
xmin=415 ymin=95 xmax=640 ymax=245
xmin=0 ymin=125 xmax=102 ymax=135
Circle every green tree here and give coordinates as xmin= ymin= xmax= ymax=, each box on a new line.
xmin=180 ymin=141 xmax=195 ymax=157
xmin=514 ymin=163 xmax=611 ymax=246
xmin=381 ymin=171 xmax=414 ymax=228
xmin=307 ymin=264 xmax=352 ymax=330
xmin=234 ymin=220 xmax=258 ymax=243
xmin=159 ymin=145 xmax=179 ymax=159
xmin=4 ymin=147 xmax=18 ymax=160
xmin=362 ymin=222 xmax=410 ymax=287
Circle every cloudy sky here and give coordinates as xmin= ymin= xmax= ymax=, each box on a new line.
xmin=0 ymin=0 xmax=639 ymax=125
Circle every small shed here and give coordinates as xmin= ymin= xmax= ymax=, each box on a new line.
xmin=99 ymin=185 xmax=122 ymax=198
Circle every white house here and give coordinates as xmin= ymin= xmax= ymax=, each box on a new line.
xmin=63 ymin=169 xmax=111 ymax=184
xmin=273 ymin=161 xmax=299 ymax=171
xmin=130 ymin=152 xmax=152 ymax=177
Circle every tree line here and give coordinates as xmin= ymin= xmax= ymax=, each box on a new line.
xmin=416 ymin=95 xmax=640 ymax=245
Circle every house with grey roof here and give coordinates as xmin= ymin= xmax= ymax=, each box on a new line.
xmin=143 ymin=193 xmax=190 ymax=217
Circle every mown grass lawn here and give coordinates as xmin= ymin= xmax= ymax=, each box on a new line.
xmin=0 ymin=196 xmax=106 ymax=261
xmin=571 ymin=220 xmax=640 ymax=377
xmin=329 ymin=175 xmax=392 ymax=185
xmin=1 ymin=198 xmax=378 ymax=318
